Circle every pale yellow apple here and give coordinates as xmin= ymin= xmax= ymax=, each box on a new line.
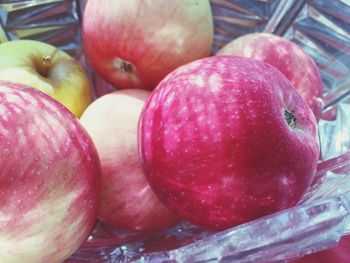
xmin=0 ymin=40 xmax=93 ymax=117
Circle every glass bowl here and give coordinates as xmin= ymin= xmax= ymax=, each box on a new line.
xmin=1 ymin=0 xmax=349 ymax=262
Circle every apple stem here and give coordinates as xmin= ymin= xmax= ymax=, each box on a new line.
xmin=120 ymin=61 xmax=134 ymax=73
xmin=36 ymin=56 xmax=52 ymax=78
xmin=284 ymin=109 xmax=297 ymax=128
xmin=112 ymin=58 xmax=134 ymax=73
xmin=33 ymin=49 xmax=60 ymax=78
xmin=42 ymin=55 xmax=52 ymax=64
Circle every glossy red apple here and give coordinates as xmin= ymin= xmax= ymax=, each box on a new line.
xmin=138 ymin=56 xmax=320 ymax=230
xmin=216 ymin=33 xmax=324 ymax=120
xmin=82 ymin=0 xmax=213 ymax=90
xmin=80 ymin=90 xmax=178 ymax=232
xmin=0 ymin=81 xmax=101 ymax=262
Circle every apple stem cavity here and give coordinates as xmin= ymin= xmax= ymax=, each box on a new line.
xmin=284 ymin=109 xmax=297 ymax=128
xmin=33 ymin=49 xmax=59 ymax=78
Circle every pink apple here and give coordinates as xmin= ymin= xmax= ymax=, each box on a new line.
xmin=138 ymin=56 xmax=320 ymax=230
xmin=0 ymin=81 xmax=101 ymax=262
xmin=80 ymin=89 xmax=179 ymax=232
xmin=82 ymin=0 xmax=213 ymax=90
xmin=216 ymin=33 xmax=324 ymax=120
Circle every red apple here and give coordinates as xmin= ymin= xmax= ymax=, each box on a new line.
xmin=0 ymin=81 xmax=101 ymax=262
xmin=216 ymin=33 xmax=324 ymax=120
xmin=80 ymin=90 xmax=178 ymax=232
xmin=82 ymin=0 xmax=213 ymax=90
xmin=138 ymin=56 xmax=320 ymax=230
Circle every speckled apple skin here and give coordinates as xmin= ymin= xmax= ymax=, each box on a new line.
xmin=217 ymin=33 xmax=324 ymax=120
xmin=138 ymin=56 xmax=320 ymax=230
xmin=0 ymin=81 xmax=101 ymax=263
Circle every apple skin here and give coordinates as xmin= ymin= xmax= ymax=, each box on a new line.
xmin=138 ymin=56 xmax=320 ymax=230
xmin=82 ymin=0 xmax=213 ymax=90
xmin=216 ymin=33 xmax=324 ymax=120
xmin=80 ymin=90 xmax=179 ymax=232
xmin=0 ymin=81 xmax=101 ymax=262
xmin=0 ymin=40 xmax=93 ymax=117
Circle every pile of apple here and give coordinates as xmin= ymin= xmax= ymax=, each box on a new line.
xmin=0 ymin=0 xmax=323 ymax=262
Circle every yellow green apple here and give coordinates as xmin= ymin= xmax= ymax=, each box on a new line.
xmin=0 ymin=40 xmax=93 ymax=117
